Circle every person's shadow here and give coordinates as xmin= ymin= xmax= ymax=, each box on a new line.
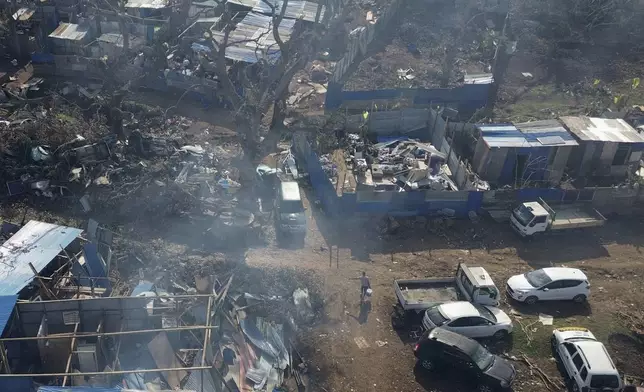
xmin=357 ymin=300 xmax=371 ymax=324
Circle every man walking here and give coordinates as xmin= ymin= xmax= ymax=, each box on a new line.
xmin=359 ymin=271 xmax=371 ymax=301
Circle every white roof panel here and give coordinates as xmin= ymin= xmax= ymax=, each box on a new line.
xmin=560 ymin=116 xmax=644 ymax=143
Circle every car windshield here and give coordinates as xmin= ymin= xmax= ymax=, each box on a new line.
xmin=474 ymin=304 xmax=497 ymax=322
xmin=426 ymin=307 xmax=449 ymax=326
xmin=590 ymin=375 xmax=620 ymax=389
xmin=471 ymin=345 xmax=495 ymax=370
xmin=513 ymin=205 xmax=534 ymax=226
xmin=279 ymin=200 xmax=304 ymax=214
xmin=524 ymin=270 xmax=552 ymax=287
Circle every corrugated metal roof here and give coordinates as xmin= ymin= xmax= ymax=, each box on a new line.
xmin=464 ymin=73 xmax=494 ymax=85
xmin=0 ymin=221 xmax=82 ymax=296
xmin=97 ymin=33 xmax=124 ymax=45
xmin=48 ymin=23 xmax=90 ymax=41
xmin=560 ymin=116 xmax=644 ymax=143
xmin=12 ymin=8 xmax=35 ymax=21
xmin=478 ymin=120 xmax=578 ymax=148
xmin=213 ymin=12 xmax=295 ymax=63
xmin=252 ymin=0 xmax=326 ymax=23
xmin=0 ymin=295 xmax=17 ymax=336
xmin=124 ymin=0 xmax=168 ymax=8
xmin=227 ymin=0 xmax=258 ymax=7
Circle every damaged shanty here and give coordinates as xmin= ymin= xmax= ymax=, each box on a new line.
xmin=0 ymin=220 xmax=113 ymax=301
xmin=0 ymin=274 xmax=314 ymax=391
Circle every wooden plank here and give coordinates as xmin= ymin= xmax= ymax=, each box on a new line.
xmin=148 ymin=332 xmax=187 ymax=389
xmin=62 ymin=322 xmax=80 ymax=386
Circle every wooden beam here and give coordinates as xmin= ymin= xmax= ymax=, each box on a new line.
xmin=0 ymin=343 xmax=10 ymax=374
xmin=61 ymin=322 xmax=80 ymax=386
xmin=0 ymin=365 xmax=213 ymax=377
xmin=201 ymin=296 xmax=213 ymax=365
xmin=111 ymin=324 xmax=124 ymax=371
xmin=28 ymin=262 xmax=57 ymax=300
xmin=0 ymin=325 xmax=219 ymax=342
xmin=16 ymin=293 xmax=219 ymax=304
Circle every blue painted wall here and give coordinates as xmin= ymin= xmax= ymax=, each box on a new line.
xmin=325 ymin=82 xmax=491 ymax=114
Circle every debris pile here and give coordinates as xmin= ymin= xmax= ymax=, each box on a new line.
xmin=0 ymin=97 xmax=251 ymax=235
xmin=343 ymin=135 xmax=458 ymax=191
xmin=118 ymin=273 xmax=317 ymax=392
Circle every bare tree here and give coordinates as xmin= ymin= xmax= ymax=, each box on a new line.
xmin=195 ymin=0 xmax=348 ymax=158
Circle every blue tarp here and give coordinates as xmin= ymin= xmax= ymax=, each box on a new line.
xmin=0 ymin=295 xmax=17 ymax=336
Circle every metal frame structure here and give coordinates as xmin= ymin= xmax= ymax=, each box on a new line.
xmin=0 ymin=280 xmax=233 ymax=391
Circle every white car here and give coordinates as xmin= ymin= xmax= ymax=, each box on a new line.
xmin=506 ymin=267 xmax=590 ymax=305
xmin=551 ymin=327 xmax=622 ymax=392
xmin=422 ymin=301 xmax=513 ymax=339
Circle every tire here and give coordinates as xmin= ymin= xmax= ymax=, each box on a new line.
xmin=478 ymin=384 xmax=494 ymax=392
xmin=573 ymin=294 xmax=587 ymax=303
xmin=420 ymin=359 xmax=435 ymax=371
xmin=493 ymin=329 xmax=509 ymax=340
xmin=524 ymin=296 xmax=538 ymax=305
xmin=572 ymin=382 xmax=580 ymax=392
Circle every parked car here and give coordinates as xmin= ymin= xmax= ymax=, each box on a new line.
xmin=414 ymin=327 xmax=516 ymax=392
xmin=394 ymin=263 xmax=501 ymax=312
xmin=422 ymin=301 xmax=513 ymax=339
xmin=551 ymin=327 xmax=622 ymax=392
xmin=274 ymin=181 xmax=306 ymax=245
xmin=506 ymin=267 xmax=590 ymax=305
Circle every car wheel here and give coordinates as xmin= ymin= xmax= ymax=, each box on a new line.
xmin=493 ymin=330 xmax=508 ymax=340
xmin=420 ymin=359 xmax=434 ymax=371
xmin=573 ymin=294 xmax=587 ymax=303
xmin=478 ymin=384 xmax=493 ymax=392
xmin=572 ymin=382 xmax=580 ymax=392
xmin=525 ymin=296 xmax=538 ymax=305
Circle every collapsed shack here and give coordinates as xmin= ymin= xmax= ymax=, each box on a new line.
xmin=0 ymin=220 xmax=113 ymax=301
xmin=0 ymin=275 xmax=317 ymax=392
xmin=325 ymin=134 xmax=462 ymax=192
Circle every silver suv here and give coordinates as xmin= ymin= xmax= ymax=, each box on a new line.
xmin=551 ymin=327 xmax=622 ymax=392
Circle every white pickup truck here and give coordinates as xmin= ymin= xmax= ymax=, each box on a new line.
xmin=394 ymin=263 xmax=500 ymax=312
xmin=511 ymin=198 xmax=606 ymax=237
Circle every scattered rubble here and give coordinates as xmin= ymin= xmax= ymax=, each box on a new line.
xmin=337 ymin=135 xmax=458 ymax=191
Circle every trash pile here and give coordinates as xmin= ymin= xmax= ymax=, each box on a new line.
xmin=342 ymin=135 xmax=459 ymax=191
xmin=0 ymin=97 xmax=252 ymax=235
xmin=119 ymin=273 xmax=317 ymax=392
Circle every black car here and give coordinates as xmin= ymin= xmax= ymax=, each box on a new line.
xmin=414 ymin=327 xmax=516 ymax=392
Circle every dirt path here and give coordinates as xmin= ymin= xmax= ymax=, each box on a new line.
xmin=245 ymin=206 xmax=644 ymax=392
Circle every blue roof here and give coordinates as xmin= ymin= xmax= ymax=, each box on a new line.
xmin=478 ymin=119 xmax=579 ymax=148
xmin=0 ymin=295 xmax=17 ymax=336
xmin=0 ymin=221 xmax=82 ymax=296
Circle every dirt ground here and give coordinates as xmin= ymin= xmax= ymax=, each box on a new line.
xmin=3 ymin=162 xmax=644 ymax=391
xmin=244 ymin=191 xmax=644 ymax=392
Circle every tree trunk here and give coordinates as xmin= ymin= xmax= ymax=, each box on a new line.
xmin=440 ymin=45 xmax=457 ymax=88
xmin=270 ymin=97 xmax=287 ymax=129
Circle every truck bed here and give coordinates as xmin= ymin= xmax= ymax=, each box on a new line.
xmin=394 ymin=278 xmax=459 ymax=311
xmin=550 ymin=207 xmax=606 ymax=230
